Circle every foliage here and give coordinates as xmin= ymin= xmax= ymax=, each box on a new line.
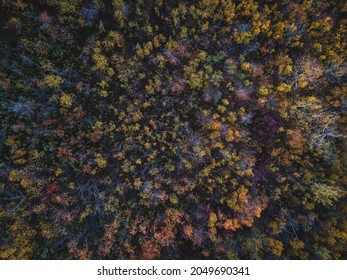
xmin=0 ymin=0 xmax=346 ymax=260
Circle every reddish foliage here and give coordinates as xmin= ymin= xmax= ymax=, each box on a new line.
xmin=2 ymin=79 xmax=11 ymax=90
xmin=47 ymin=182 xmax=60 ymax=195
xmin=42 ymin=182 xmax=60 ymax=203
xmin=39 ymin=11 xmax=52 ymax=23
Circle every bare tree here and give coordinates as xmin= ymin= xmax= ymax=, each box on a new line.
xmin=293 ymin=96 xmax=345 ymax=160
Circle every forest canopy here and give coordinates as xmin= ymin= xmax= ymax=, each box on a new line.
xmin=0 ymin=0 xmax=346 ymax=259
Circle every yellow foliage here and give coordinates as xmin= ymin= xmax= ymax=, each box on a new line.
xmin=272 ymin=22 xmax=286 ymax=40
xmin=227 ymin=186 xmax=248 ymax=212
xmin=42 ymin=74 xmax=63 ymax=89
xmin=9 ymin=169 xmax=22 ymax=182
xmin=20 ymin=177 xmax=32 ymax=188
xmin=93 ymin=53 xmax=108 ymax=71
xmin=95 ymin=153 xmax=107 ymax=169
xmin=241 ymin=62 xmax=251 ymax=71
xmin=55 ymin=168 xmax=63 ymax=177
xmin=134 ymin=178 xmax=142 ymax=188
xmin=268 ymin=238 xmax=283 ymax=257
xmin=290 ymin=239 xmax=305 ymax=250
xmin=277 ymin=83 xmax=291 ymax=93
xmin=259 ymin=86 xmax=269 ymax=96
xmin=60 ymin=94 xmax=74 ymax=108
xmin=208 ymin=212 xmax=217 ymax=228
xmin=93 ymin=121 xmax=103 ymax=130
xmin=314 ymin=43 xmax=322 ymax=52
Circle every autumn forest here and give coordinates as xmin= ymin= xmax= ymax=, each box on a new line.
xmin=0 ymin=0 xmax=346 ymax=259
